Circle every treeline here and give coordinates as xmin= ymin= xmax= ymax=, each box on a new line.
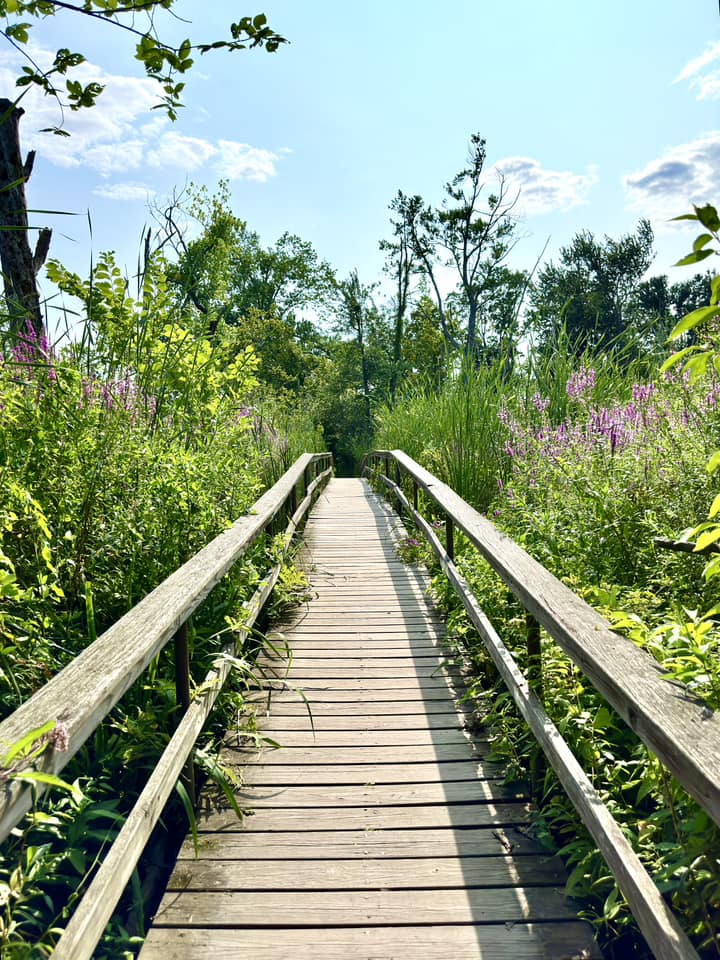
xmin=109 ymin=134 xmax=710 ymax=472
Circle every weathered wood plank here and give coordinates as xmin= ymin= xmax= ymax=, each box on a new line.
xmin=250 ymin=714 xmax=467 ymax=732
xmin=165 ymin=854 xmax=564 ymax=891
xmin=240 ymin=761 xmax=503 ymax=785
xmin=225 ymin=745 xmax=484 ymax=765
xmin=198 ymin=802 xmax=531 ymax=832
xmin=141 ymin=922 xmax=602 ymax=960
xmin=242 ymin=731 xmax=473 ymax=748
xmin=179 ymin=826 xmax=543 ymax=860
xmin=231 ymin=781 xmax=527 ymax=808
xmin=150 ymin=887 xmax=579 ymax=927
xmin=250 ymin=700 xmax=465 ymax=716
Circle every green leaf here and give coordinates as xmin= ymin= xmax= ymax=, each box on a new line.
xmin=660 ymin=345 xmax=702 ymax=371
xmin=694 ymin=526 xmax=720 ymax=552
xmin=709 ymin=493 xmax=720 ymax=519
xmin=693 ymin=203 xmax=720 ymax=233
xmin=3 ymin=721 xmax=54 ymax=765
xmin=707 ymin=451 xmax=720 ymax=474
xmin=674 ymin=249 xmax=714 ymax=267
xmin=668 ymin=304 xmax=720 ymax=340
xmin=693 ymin=233 xmax=714 ymax=252
xmin=11 ymin=770 xmax=81 ymax=802
xmin=710 ymin=274 xmax=720 ymax=306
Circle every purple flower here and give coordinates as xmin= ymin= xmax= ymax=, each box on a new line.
xmin=566 ymin=367 xmax=596 ymax=400
xmin=632 ymin=383 xmax=656 ymax=403
xmin=48 ymin=722 xmax=70 ymax=753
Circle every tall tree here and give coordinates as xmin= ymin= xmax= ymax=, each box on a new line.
xmin=529 ymin=220 xmax=655 ymax=354
xmin=397 ymin=133 xmax=520 ymax=361
xmin=157 ymin=183 xmax=335 ymax=336
xmin=336 ymin=271 xmax=376 ymax=430
xmin=380 ymin=192 xmax=416 ymax=401
xmin=0 ymin=101 xmax=51 ymax=334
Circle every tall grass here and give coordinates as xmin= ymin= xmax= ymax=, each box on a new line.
xmin=376 ymin=341 xmax=720 ymax=956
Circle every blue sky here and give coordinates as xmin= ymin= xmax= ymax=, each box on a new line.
xmin=2 ymin=0 xmax=718 ymax=320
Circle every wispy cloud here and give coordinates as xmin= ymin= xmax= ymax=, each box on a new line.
xmin=674 ymin=40 xmax=720 ymax=100
xmin=217 ymin=141 xmax=279 ymax=182
xmin=93 ymin=181 xmax=157 ymax=202
xmin=488 ymin=157 xmax=598 ymax=216
xmin=624 ymin=132 xmax=720 ymax=220
xmin=0 ymin=45 xmax=284 ymax=188
xmin=146 ymin=132 xmax=218 ymax=171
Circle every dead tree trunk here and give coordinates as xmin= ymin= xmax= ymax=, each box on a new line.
xmin=0 ymin=99 xmax=51 ymax=336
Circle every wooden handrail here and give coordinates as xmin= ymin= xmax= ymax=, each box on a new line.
xmin=364 ymin=449 xmax=720 ymax=960
xmin=50 ymin=458 xmax=333 ymax=960
xmin=0 ymin=452 xmax=332 ymax=843
xmin=366 ymin=450 xmax=720 ymax=824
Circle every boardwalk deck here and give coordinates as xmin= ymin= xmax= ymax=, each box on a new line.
xmin=141 ymin=478 xmax=600 ymax=959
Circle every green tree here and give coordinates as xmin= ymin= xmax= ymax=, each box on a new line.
xmin=380 ymin=192 xmax=416 ymax=401
xmin=397 ymin=133 xmax=520 ymax=361
xmin=163 ymin=183 xmax=335 ymax=337
xmin=635 ymin=271 xmax=713 ymax=352
xmin=529 ymin=220 xmax=655 ymax=355
xmin=335 ymin=271 xmax=376 ymax=431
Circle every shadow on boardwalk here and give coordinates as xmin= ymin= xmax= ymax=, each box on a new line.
xmin=140 ymin=478 xmax=600 ymax=959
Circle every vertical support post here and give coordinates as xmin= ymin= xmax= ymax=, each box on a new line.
xmin=412 ymin=480 xmax=419 ymax=514
xmin=290 ymin=481 xmax=298 ymax=519
xmin=394 ymin=463 xmax=403 ymax=516
xmin=384 ymin=454 xmax=391 ymax=482
xmin=526 ymin=613 xmax=543 ymax=701
xmin=445 ymin=515 xmax=454 ymax=561
xmin=303 ymin=463 xmax=311 ymax=497
xmin=174 ymin=621 xmax=196 ymax=804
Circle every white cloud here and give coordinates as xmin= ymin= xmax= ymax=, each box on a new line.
xmin=0 ymin=45 xmax=284 ymax=186
xmin=93 ymin=181 xmax=157 ymax=201
xmin=146 ymin=132 xmax=217 ymax=170
xmin=674 ymin=40 xmax=720 ymax=100
xmin=217 ymin=141 xmax=279 ymax=182
xmin=84 ymin=140 xmax=146 ymax=176
xmin=624 ymin=132 xmax=720 ymax=219
xmin=488 ymin=156 xmax=598 ymax=216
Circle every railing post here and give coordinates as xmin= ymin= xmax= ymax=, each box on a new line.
xmin=384 ymin=454 xmax=391 ymax=482
xmin=412 ymin=480 xmax=419 ymax=514
xmin=526 ymin=612 xmax=543 ymax=701
xmin=303 ymin=463 xmax=310 ymax=497
xmin=445 ymin=515 xmax=454 ymax=561
xmin=290 ymin=481 xmax=298 ymax=518
xmin=174 ymin=621 xmax=196 ymax=804
xmin=394 ymin=462 xmax=403 ymax=516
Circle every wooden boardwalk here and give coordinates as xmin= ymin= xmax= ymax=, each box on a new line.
xmin=141 ymin=478 xmax=600 ymax=959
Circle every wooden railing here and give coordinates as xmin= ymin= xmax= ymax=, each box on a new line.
xmin=0 ymin=452 xmax=333 ymax=959
xmin=363 ymin=449 xmax=720 ymax=960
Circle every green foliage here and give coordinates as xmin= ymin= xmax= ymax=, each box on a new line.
xmin=0 ymin=3 xmax=285 ymax=122
xmin=377 ymin=328 xmax=720 ymax=954
xmin=0 ymin=241 xmax=319 ymax=953
xmin=528 ymin=220 xmax=657 ymax=356
xmin=662 ymin=205 xmax=720 ymax=583
xmin=393 ymin=133 xmax=524 ymax=360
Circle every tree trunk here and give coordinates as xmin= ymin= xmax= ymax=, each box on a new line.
xmin=0 ymin=99 xmax=51 ymax=336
